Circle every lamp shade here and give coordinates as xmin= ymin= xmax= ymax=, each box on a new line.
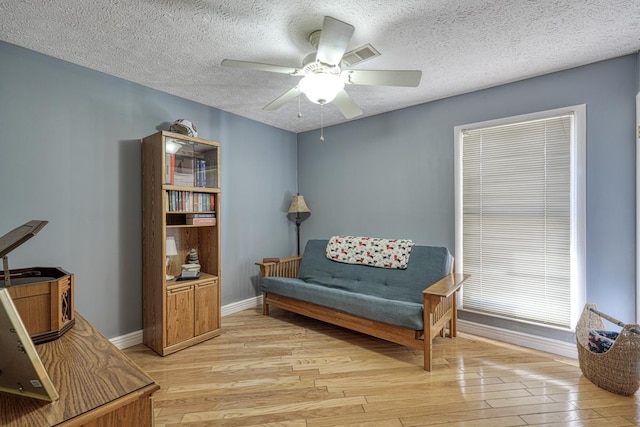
xmin=288 ymin=195 xmax=311 ymax=214
xmin=299 ymin=73 xmax=344 ymax=104
xmin=166 ymin=236 xmax=178 ymax=256
xmin=287 ymin=194 xmax=311 ymax=256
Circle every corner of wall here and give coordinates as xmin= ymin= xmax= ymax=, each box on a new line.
xmin=637 ymin=51 xmax=640 ymax=92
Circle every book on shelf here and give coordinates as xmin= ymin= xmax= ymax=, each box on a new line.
xmin=186 ymin=213 xmax=215 ymax=219
xmin=185 ymin=212 xmax=216 ymax=225
xmin=191 ymin=193 xmax=212 ymax=212
xmin=165 ymin=154 xmax=196 ymax=187
xmin=165 ymin=153 xmax=171 ymax=184
xmin=166 ymin=152 xmax=217 ymax=189
xmin=173 ymin=173 xmax=193 ymax=187
xmin=195 ymin=159 xmax=208 ymax=187
xmin=167 ymin=190 xmax=194 ymax=212
xmin=186 ymin=218 xmax=216 ymax=225
xmin=167 ymin=191 xmax=216 ymax=213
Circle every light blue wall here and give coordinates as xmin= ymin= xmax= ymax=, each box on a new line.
xmin=1 ymin=38 xmax=637 ymax=337
xmin=298 ymin=54 xmax=638 ymax=324
xmin=0 ymin=41 xmax=298 ymax=338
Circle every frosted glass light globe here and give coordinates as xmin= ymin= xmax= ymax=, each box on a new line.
xmin=299 ymin=73 xmax=344 ymax=104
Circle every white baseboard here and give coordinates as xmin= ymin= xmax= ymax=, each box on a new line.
xmin=110 ymin=329 xmax=143 ymax=350
xmin=458 ymin=319 xmax=578 ymax=359
xmin=221 ymin=294 xmax=263 ymax=317
xmin=110 ymin=295 xmax=263 ymax=349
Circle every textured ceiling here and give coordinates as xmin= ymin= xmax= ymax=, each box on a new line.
xmin=1 ymin=1 xmax=639 ymax=133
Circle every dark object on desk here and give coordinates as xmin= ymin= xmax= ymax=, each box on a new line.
xmin=262 ymin=257 xmax=281 ymax=263
xmin=0 ymin=220 xmax=75 ymax=344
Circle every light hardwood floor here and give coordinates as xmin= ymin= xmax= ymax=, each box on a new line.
xmin=124 ymin=307 xmax=639 ymax=426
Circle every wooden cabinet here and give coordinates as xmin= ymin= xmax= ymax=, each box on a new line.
xmin=195 ymin=279 xmax=220 ymax=335
xmin=165 ymin=276 xmax=220 ymax=347
xmin=166 ymin=284 xmax=195 ymax=346
xmin=142 ymin=131 xmax=222 ymax=356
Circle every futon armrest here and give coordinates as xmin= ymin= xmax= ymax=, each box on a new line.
xmin=422 ymin=273 xmax=469 ymax=298
xmin=255 ymin=256 xmax=302 ymax=278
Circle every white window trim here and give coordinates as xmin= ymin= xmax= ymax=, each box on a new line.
xmin=636 ymin=91 xmax=640 ymax=323
xmin=454 ymin=105 xmax=586 ymax=330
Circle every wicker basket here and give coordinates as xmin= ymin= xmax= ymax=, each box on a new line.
xmin=576 ymin=304 xmax=640 ymax=396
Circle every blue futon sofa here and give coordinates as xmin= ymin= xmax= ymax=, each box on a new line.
xmin=257 ymin=239 xmax=468 ymax=371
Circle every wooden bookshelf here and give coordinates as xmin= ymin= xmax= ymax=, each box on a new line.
xmin=142 ymin=131 xmax=222 ymax=356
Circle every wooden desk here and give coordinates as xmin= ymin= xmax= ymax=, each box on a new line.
xmin=0 ymin=313 xmax=159 ymax=426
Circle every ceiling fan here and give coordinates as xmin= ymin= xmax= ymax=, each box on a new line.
xmin=221 ymin=16 xmax=422 ymax=119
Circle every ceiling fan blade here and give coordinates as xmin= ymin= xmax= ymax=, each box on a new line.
xmin=344 ymin=69 xmax=422 ymax=87
xmin=333 ymin=90 xmax=363 ymax=119
xmin=315 ymin=16 xmax=354 ymax=66
xmin=221 ymin=59 xmax=301 ymax=75
xmin=263 ymin=85 xmax=302 ymax=111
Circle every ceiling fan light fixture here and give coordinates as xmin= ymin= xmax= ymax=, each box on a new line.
xmin=299 ymin=73 xmax=344 ymax=104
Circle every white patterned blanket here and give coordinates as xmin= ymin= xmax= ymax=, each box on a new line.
xmin=325 ymin=236 xmax=414 ymax=269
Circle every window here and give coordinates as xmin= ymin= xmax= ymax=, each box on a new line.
xmin=454 ymin=106 xmax=585 ymax=330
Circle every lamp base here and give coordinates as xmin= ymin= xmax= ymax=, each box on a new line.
xmin=165 ymin=256 xmax=175 ymax=281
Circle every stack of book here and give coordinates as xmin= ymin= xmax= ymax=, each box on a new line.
xmin=165 ymin=154 xmax=196 ymax=187
xmin=186 ymin=213 xmax=216 ymax=225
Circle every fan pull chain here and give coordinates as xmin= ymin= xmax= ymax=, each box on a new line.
xmin=297 ymin=94 xmax=302 ymax=118
xmin=320 ymin=104 xmax=325 ymax=142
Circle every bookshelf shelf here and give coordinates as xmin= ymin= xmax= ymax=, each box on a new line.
xmin=166 ymin=211 xmax=216 ymax=215
xmin=142 ymin=130 xmax=222 ymax=356
xmin=163 ymin=185 xmax=220 ymax=193
xmin=166 ymin=224 xmax=217 ymax=229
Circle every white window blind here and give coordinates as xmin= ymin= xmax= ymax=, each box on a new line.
xmin=460 ymin=114 xmax=573 ymax=328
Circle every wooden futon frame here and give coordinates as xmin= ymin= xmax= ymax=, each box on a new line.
xmin=256 ymin=256 xmax=468 ymax=371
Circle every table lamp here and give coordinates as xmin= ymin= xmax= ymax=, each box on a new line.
xmin=166 ymin=237 xmax=178 ymax=280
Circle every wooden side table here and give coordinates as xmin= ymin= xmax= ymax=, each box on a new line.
xmin=0 ymin=313 xmax=159 ymax=426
